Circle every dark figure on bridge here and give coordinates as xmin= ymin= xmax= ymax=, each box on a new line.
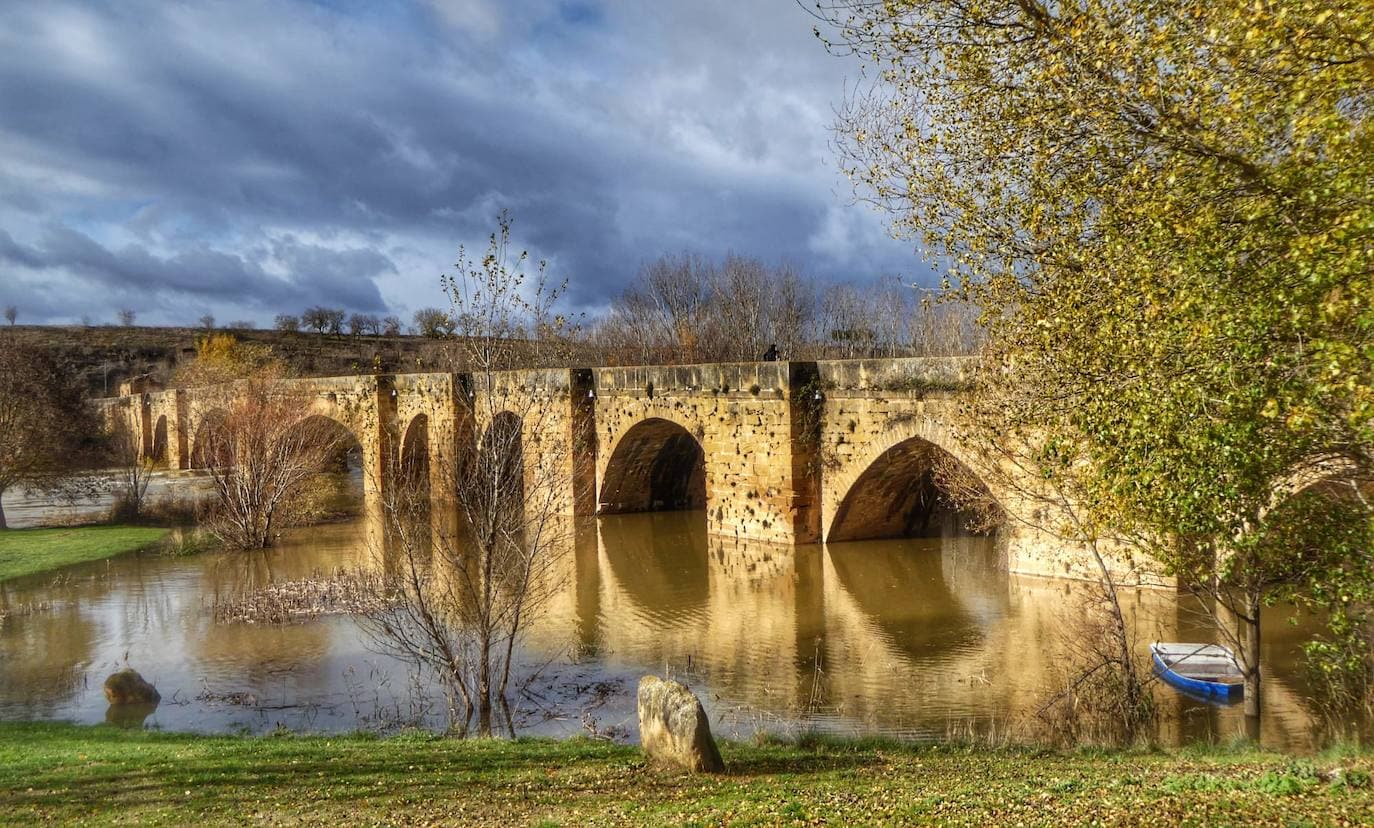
xmin=762 ymin=344 xmax=779 ymax=362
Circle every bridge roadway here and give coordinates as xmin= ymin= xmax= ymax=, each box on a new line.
xmin=97 ymin=357 xmax=1167 ymax=586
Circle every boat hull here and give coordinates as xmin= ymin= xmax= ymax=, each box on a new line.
xmin=1151 ymin=649 xmax=1244 ymax=701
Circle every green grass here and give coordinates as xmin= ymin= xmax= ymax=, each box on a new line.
xmin=0 ymin=723 xmax=1371 ymax=826
xmin=0 ymin=525 xmax=168 ymax=582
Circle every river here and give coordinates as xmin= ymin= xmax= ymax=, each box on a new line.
xmin=0 ymin=477 xmax=1350 ymax=751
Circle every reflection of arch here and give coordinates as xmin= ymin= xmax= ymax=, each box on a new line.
xmin=826 ymin=536 xmax=1002 ymax=662
xmin=599 ymin=418 xmax=705 ymax=514
xmin=598 ymin=511 xmax=710 ymax=623
xmin=828 ymin=433 xmax=999 ymax=543
xmin=151 ymin=416 xmax=169 ymax=466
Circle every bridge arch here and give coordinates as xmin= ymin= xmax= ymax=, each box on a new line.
xmin=599 ymin=417 xmax=706 ymax=514
xmin=825 ymin=417 xmax=1002 ymax=543
xmin=480 ymin=410 xmax=525 ymax=510
xmin=150 ymin=415 xmax=169 ymax=466
xmin=397 ymin=413 xmax=432 ymax=527
xmin=189 ymin=408 xmax=230 ymax=469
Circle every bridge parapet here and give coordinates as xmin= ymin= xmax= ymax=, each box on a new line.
xmin=593 ymin=361 xmax=801 ymax=399
xmin=817 ymin=357 xmax=976 ymax=398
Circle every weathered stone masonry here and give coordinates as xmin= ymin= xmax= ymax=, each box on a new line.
xmin=95 ymin=357 xmax=1159 ymax=584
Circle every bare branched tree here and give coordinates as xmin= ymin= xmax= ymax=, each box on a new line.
xmin=108 ymin=421 xmax=153 ymax=523
xmin=0 ymin=342 xmax=102 ymax=529
xmin=198 ymin=381 xmax=345 ymax=549
xmin=940 ymin=361 xmax=1157 ymax=742
xmin=357 ymin=211 xmax=581 ymax=737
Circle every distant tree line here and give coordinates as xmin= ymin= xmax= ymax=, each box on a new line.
xmin=272 ymin=307 xmax=408 ymax=338
xmin=589 ymin=253 xmax=980 ymax=365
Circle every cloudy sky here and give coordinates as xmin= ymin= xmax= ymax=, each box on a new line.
xmin=0 ymin=0 xmax=925 ymax=327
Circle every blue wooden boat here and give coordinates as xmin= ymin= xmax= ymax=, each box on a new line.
xmin=1150 ymin=642 xmax=1245 ymax=701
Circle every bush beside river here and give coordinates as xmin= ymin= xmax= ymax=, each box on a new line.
xmin=0 ymin=723 xmax=1371 ymax=825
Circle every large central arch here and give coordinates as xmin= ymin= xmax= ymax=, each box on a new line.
xmin=827 ymin=435 xmax=1000 ymax=543
xmin=598 ymin=417 xmax=706 ymax=514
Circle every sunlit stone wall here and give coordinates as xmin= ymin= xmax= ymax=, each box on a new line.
xmin=100 ymin=357 xmax=1172 ymax=587
xmin=592 ymin=361 xmax=820 ymax=544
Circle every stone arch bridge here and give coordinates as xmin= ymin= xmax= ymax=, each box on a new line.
xmin=97 ymin=357 xmax=1150 ymax=584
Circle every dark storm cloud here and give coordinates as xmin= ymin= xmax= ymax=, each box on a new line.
xmin=1 ymin=224 xmax=391 ymax=312
xmin=0 ymin=0 xmax=924 ymax=326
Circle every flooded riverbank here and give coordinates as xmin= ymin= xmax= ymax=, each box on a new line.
xmin=0 ymin=485 xmax=1351 ymax=750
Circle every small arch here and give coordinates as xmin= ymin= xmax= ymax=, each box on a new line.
xmin=189 ymin=408 xmax=230 ymax=469
xmin=599 ymin=417 xmax=705 ymax=514
xmin=828 ymin=435 xmax=1000 ymax=543
xmin=285 ymin=414 xmax=366 ymax=519
xmin=398 ymin=413 xmax=432 ymax=530
xmin=480 ymin=411 xmax=525 ymax=512
xmin=151 ymin=415 xmax=169 ymax=466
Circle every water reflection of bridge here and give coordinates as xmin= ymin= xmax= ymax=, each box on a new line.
xmin=528 ymin=510 xmax=1320 ymax=745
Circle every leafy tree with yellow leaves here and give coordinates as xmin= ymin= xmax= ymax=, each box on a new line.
xmin=812 ymin=0 xmax=1373 ymax=719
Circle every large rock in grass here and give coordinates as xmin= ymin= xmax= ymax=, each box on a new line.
xmin=103 ymin=668 xmax=161 ymax=706
xmin=637 ymin=675 xmax=724 ymax=773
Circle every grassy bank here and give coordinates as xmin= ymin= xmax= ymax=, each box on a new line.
xmin=0 ymin=724 xmax=1370 ymax=825
xmin=0 ymin=525 xmax=168 ymax=582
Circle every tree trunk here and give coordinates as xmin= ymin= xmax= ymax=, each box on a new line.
xmin=1243 ymin=591 xmax=1262 ymax=720
xmin=1243 ymin=602 xmax=1263 ymax=718
xmin=0 ymin=489 xmax=7 ymax=529
xmin=477 ymin=631 xmax=493 ymax=737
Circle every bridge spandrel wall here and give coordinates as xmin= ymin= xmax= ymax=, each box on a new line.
xmin=143 ymin=389 xmax=187 ymax=469
xmin=472 ymin=368 xmax=594 ymax=519
xmin=814 ymin=358 xmax=1171 ymax=586
xmin=593 ymin=362 xmax=819 ymax=544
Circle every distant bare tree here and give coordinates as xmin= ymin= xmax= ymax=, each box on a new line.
xmin=302 ymin=306 xmax=345 ymax=336
xmin=225 ymin=319 xmax=256 ymax=330
xmin=3 ymin=306 xmax=15 ymax=326
xmin=198 ymin=314 xmax=216 ymax=330
xmin=710 ymin=254 xmax=770 ymax=360
xmin=274 ymin=314 xmax=301 ymax=333
xmin=770 ymin=262 xmax=815 ymax=359
xmin=382 ymin=315 xmax=403 ymax=336
xmin=116 ymin=309 xmax=136 ymax=327
xmin=413 ymin=307 xmax=456 ymax=338
xmin=348 ymin=313 xmax=381 ymax=336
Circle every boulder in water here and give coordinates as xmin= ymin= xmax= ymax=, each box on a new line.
xmin=637 ymin=675 xmax=724 ymax=773
xmin=103 ymin=668 xmax=161 ymax=705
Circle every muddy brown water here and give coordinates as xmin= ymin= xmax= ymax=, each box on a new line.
xmin=0 ymin=479 xmax=1351 ymax=749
